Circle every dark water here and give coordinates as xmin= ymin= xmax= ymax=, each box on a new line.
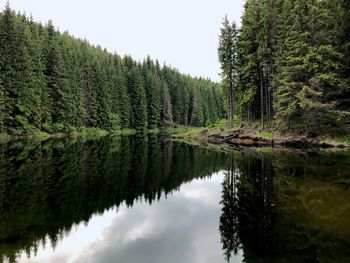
xmin=0 ymin=136 xmax=350 ymax=263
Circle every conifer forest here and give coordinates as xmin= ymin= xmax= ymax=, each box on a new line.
xmin=1 ymin=1 xmax=350 ymax=262
xmin=0 ymin=3 xmax=224 ymax=134
xmin=1 ymin=1 xmax=350 ymax=135
xmin=219 ymin=0 xmax=350 ymax=134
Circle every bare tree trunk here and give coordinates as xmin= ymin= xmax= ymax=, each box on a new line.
xmin=227 ymin=84 xmax=231 ymax=128
xmin=315 ymin=111 xmax=320 ymax=134
xmin=288 ymin=116 xmax=291 ymax=131
xmin=272 ymin=85 xmax=275 ymax=119
xmin=228 ymin=81 xmax=234 ymax=129
xmin=241 ymin=107 xmax=243 ymax=126
xmin=266 ymin=72 xmax=271 ymax=125
xmin=231 ymin=80 xmax=235 ymax=128
xmin=247 ymin=103 xmax=250 ymax=125
xmin=260 ymin=68 xmax=264 ymax=129
xmin=265 ymin=84 xmax=269 ymax=124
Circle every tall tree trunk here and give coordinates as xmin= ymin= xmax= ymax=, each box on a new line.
xmin=260 ymin=68 xmax=264 ymax=128
xmin=265 ymin=75 xmax=268 ymax=124
xmin=231 ymin=80 xmax=235 ymax=128
xmin=248 ymin=103 xmax=250 ymax=125
xmin=227 ymin=84 xmax=232 ymax=128
xmin=288 ymin=116 xmax=291 ymax=131
xmin=266 ymin=72 xmax=271 ymax=123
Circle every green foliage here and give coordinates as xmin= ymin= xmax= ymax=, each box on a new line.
xmin=51 ymin=123 xmax=66 ymax=133
xmin=127 ymin=66 xmax=148 ymax=130
xmin=164 ymin=126 xmax=204 ymax=138
xmin=108 ymin=113 xmax=120 ymax=131
xmin=0 ymin=5 xmax=224 ymax=135
xmin=236 ymin=0 xmax=263 ymax=123
xmin=218 ymin=16 xmax=238 ymax=128
xmin=230 ymin=0 xmax=350 ymax=133
xmin=41 ymin=122 xmax=54 ymax=134
xmin=207 ymin=119 xmax=228 ymax=128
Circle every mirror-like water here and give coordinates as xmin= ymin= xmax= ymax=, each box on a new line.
xmin=0 ymin=135 xmax=350 ymax=263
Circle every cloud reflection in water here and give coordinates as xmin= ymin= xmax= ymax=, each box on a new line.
xmin=18 ymin=172 xmax=243 ymax=263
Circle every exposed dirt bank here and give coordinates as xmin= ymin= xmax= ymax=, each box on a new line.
xmin=179 ymin=128 xmax=349 ymax=149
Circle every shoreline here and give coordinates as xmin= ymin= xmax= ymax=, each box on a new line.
xmin=1 ymin=126 xmax=349 ymax=149
xmin=174 ymin=127 xmax=350 ymax=149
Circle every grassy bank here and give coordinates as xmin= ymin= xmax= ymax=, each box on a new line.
xmin=166 ymin=120 xmax=350 ymax=148
xmin=163 ymin=119 xmax=230 ymax=138
xmin=1 ymin=120 xmax=349 ymax=148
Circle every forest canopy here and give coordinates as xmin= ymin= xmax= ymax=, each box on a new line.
xmin=0 ymin=3 xmax=224 ymax=134
xmin=2 ymin=0 xmax=349 ymax=136
xmin=219 ymin=0 xmax=350 ymax=134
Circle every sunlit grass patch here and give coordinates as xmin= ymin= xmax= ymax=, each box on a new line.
xmin=257 ymin=132 xmax=274 ymax=138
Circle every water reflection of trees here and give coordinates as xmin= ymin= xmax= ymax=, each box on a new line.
xmin=220 ymin=152 xmax=275 ymax=262
xmin=219 ymin=150 xmax=350 ymax=263
xmin=0 ymin=136 xmax=227 ymax=262
xmin=219 ymin=155 xmax=239 ymax=261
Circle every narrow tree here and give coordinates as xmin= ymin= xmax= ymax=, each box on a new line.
xmin=218 ymin=16 xmax=238 ymax=128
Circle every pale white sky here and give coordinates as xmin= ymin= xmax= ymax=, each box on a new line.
xmin=2 ymin=0 xmax=245 ymax=82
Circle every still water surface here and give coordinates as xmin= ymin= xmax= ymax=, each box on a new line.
xmin=1 ymin=135 xmax=350 ymax=263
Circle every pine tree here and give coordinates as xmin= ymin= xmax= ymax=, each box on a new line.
xmin=142 ymin=57 xmax=161 ymax=129
xmin=299 ymin=0 xmax=346 ymax=132
xmin=44 ymin=21 xmax=71 ymax=127
xmin=218 ymin=16 xmax=238 ymax=128
xmin=0 ymin=12 xmax=4 ymax=131
xmin=79 ymin=45 xmax=96 ymax=127
xmin=274 ymin=0 xmax=311 ymax=130
xmin=257 ymin=0 xmax=279 ymax=125
xmin=145 ymin=71 xmax=161 ymax=129
xmin=114 ymin=56 xmax=131 ymax=129
xmin=236 ymin=0 xmax=261 ymax=124
xmin=61 ymin=35 xmax=86 ymax=128
xmin=160 ymin=82 xmax=173 ymax=126
xmin=127 ymin=66 xmax=147 ymax=130
xmin=0 ymin=4 xmax=35 ymax=131
xmin=336 ymin=0 xmax=350 ymax=110
xmin=27 ymin=16 xmax=47 ymax=129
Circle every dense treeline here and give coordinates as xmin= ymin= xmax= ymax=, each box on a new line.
xmin=0 ymin=4 xmax=224 ymax=133
xmin=219 ymin=0 xmax=350 ymax=133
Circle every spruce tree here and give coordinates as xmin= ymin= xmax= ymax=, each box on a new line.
xmin=236 ymin=0 xmax=261 ymax=124
xmin=218 ymin=16 xmax=238 ymax=128
xmin=27 ymin=16 xmax=47 ymax=129
xmin=0 ymin=12 xmax=4 ymax=131
xmin=142 ymin=57 xmax=161 ymax=129
xmin=114 ymin=57 xmax=131 ymax=129
xmin=44 ymin=20 xmax=72 ymax=127
xmin=274 ymin=0 xmax=311 ymax=129
xmin=127 ymin=66 xmax=147 ymax=130
xmin=160 ymin=82 xmax=173 ymax=126
xmin=0 ymin=4 xmax=35 ymax=131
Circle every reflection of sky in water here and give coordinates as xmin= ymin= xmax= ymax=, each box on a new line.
xmin=17 ymin=171 xmax=243 ymax=263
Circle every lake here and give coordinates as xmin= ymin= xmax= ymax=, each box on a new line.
xmin=0 ymin=135 xmax=350 ymax=263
